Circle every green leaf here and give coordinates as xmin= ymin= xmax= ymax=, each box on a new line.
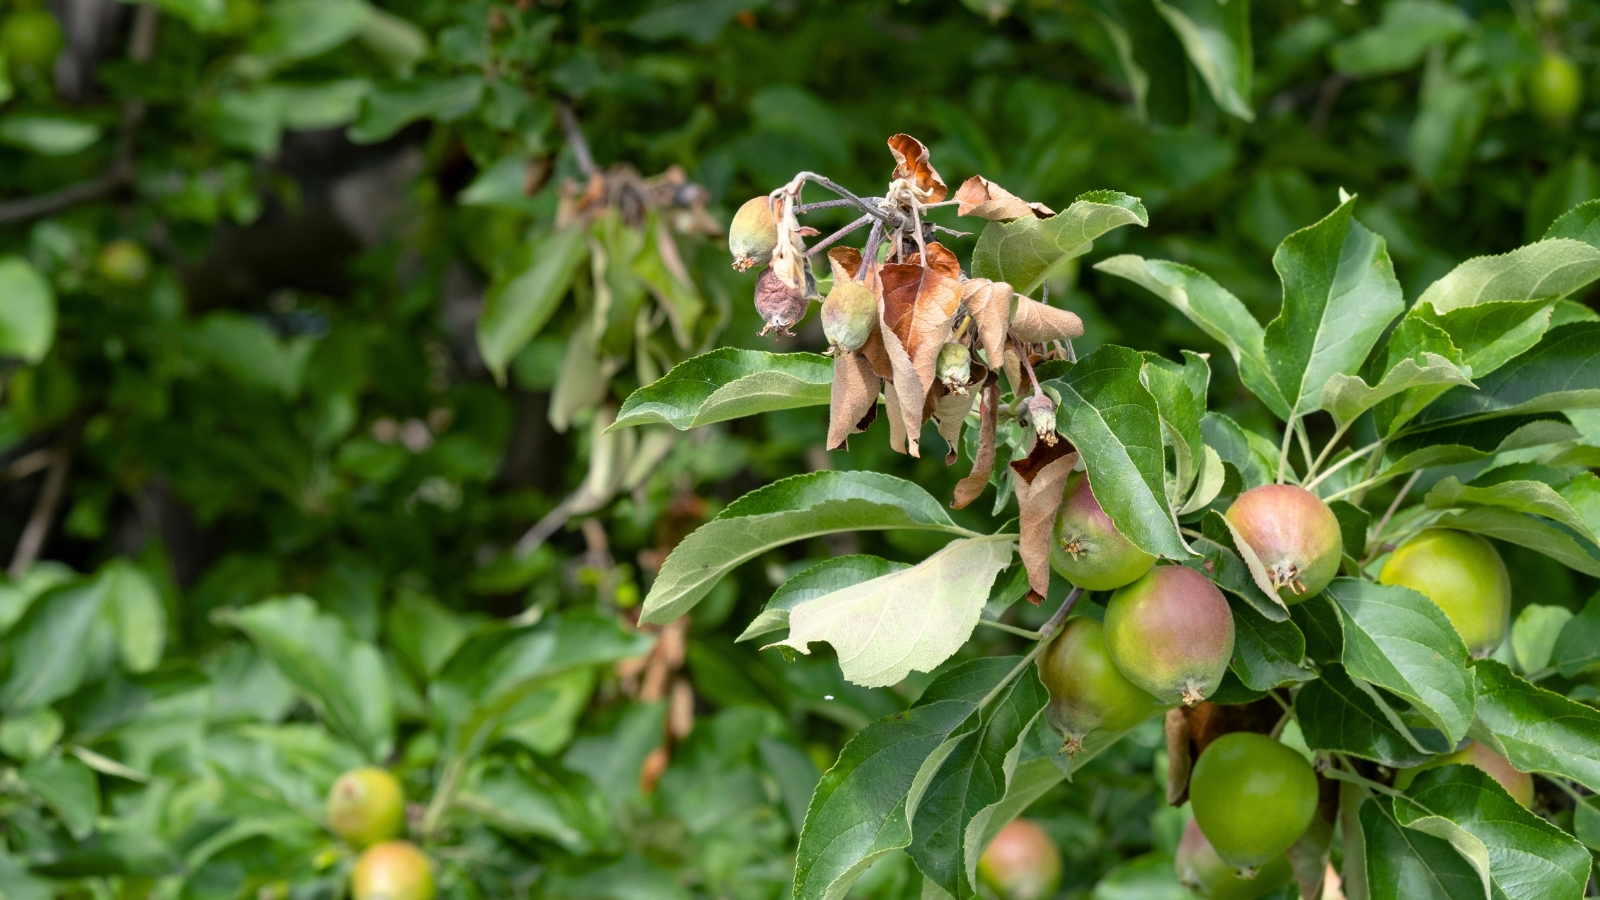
xmin=1263 ymin=196 xmax=1404 ymax=419
xmin=1295 ymin=664 xmax=1443 ymax=767
xmin=21 ymin=755 xmax=100 ymax=839
xmin=1431 ymin=507 xmax=1600 ymax=577
xmin=1200 ymin=412 xmax=1278 ymax=488
xmin=1141 ymin=352 xmax=1207 ymax=503
xmin=258 ymin=0 xmax=368 ymax=60
xmin=0 ymin=257 xmax=56 ymax=363
xmin=906 ymin=666 xmax=1049 ymax=899
xmin=1384 ymin=416 xmax=1580 ymax=475
xmin=970 ymin=191 xmax=1148 ymax=295
xmin=348 ymin=75 xmax=484 ymax=143
xmin=0 ymin=708 xmax=61 ymax=762
xmin=1509 ymin=605 xmax=1573 ymax=674
xmin=0 ymin=116 xmax=102 ymax=156
xmin=1471 ymin=659 xmax=1600 ymax=791
xmin=772 ymin=535 xmax=1014 ymax=688
xmin=1330 ymin=499 xmax=1370 ymax=562
xmin=1544 ymin=198 xmax=1600 ymax=248
xmin=1424 ymin=477 xmax=1597 ymax=543
xmin=792 ymin=659 xmax=1008 ymax=900
xmin=1329 ymin=0 xmax=1471 ymax=77
xmin=1409 ymin=301 xmax=1556 ymax=384
xmin=1043 ymin=345 xmax=1189 ymax=560
xmin=1225 ymin=593 xmax=1312 ymax=691
xmin=1095 ymin=257 xmax=1287 ymax=419
xmin=1409 ymin=60 xmax=1487 ymax=189
xmin=1359 ymin=796 xmax=1488 ymax=900
xmin=1553 ymin=591 xmax=1600 ymax=676
xmin=1416 ymin=239 xmax=1600 ymax=315
xmin=758 ymin=737 xmax=822 ymax=837
xmin=0 ymin=582 xmax=106 ymax=713
xmin=640 ymin=471 xmax=968 ymax=626
xmin=224 ymin=595 xmax=395 ymax=761
xmin=613 ymin=349 xmax=834 ymax=431
xmin=1151 ymin=0 xmax=1253 ymax=121
xmin=476 ymin=226 xmax=590 ymax=383
xmin=1395 ymin=766 xmax=1590 ymax=900
xmin=737 ymin=555 xmax=909 ymax=643
xmin=1323 ymin=578 xmax=1475 ymax=743
xmin=1326 ymin=317 xmax=1474 ymax=432
xmin=1419 ymin=323 xmax=1600 ymax=425
xmin=466 ymin=764 xmax=604 ymax=854
xmin=190 ymin=312 xmax=315 ymax=397
xmin=100 ymin=560 xmax=165 ymax=674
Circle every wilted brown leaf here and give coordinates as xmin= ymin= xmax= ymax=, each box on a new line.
xmin=962 ymin=278 xmax=1013 ymax=371
xmin=887 ymin=134 xmax=948 ymax=203
xmin=883 ymin=380 xmax=908 ymax=454
xmin=828 ymin=350 xmax=881 ymax=451
xmin=953 ymin=375 xmax=1000 ymax=510
xmin=1164 ymin=709 xmax=1192 ymax=806
xmin=1009 ymin=296 xmax=1084 ymax=343
xmin=878 ymin=243 xmax=962 ymax=456
xmin=932 ymin=363 xmax=984 ymax=464
xmin=827 ymin=245 xmax=863 ymax=281
xmin=1010 ymin=439 xmax=1078 ymax=600
xmin=953 ymin=175 xmax=1054 ymax=221
xmin=1002 ymin=345 xmax=1023 ymax=398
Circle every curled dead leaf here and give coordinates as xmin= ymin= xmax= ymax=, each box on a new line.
xmin=1009 ymin=439 xmax=1079 ymax=599
xmin=932 ymin=362 xmax=984 ymax=464
xmin=883 ymin=380 xmax=908 ymax=454
xmin=887 ymin=134 xmax=948 ymax=203
xmin=828 ymin=351 xmax=881 ymax=451
xmin=953 ymin=375 xmax=1000 ymax=510
xmin=962 ymin=278 xmax=1014 ymax=371
xmin=953 ymin=175 xmax=1054 ymax=221
xmin=1002 ymin=345 xmax=1023 ymax=398
xmin=1165 ymin=708 xmax=1192 ymax=806
xmin=878 ymin=243 xmax=963 ymax=456
xmin=1009 ymin=295 xmax=1084 ymax=343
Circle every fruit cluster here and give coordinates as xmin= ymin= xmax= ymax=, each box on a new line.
xmin=326 ymin=768 xmax=435 ymax=900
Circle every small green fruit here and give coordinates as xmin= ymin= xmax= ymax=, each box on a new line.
xmin=1378 ymin=529 xmax=1510 ymax=656
xmin=1530 ymin=51 xmax=1583 ymax=128
xmin=327 ymin=767 xmax=405 ymax=848
xmin=1038 ymin=617 xmax=1163 ymax=754
xmin=1050 ymin=472 xmax=1156 ymax=591
xmin=1190 ymin=733 xmax=1318 ymax=872
xmin=96 ymin=240 xmax=151 ymax=286
xmin=729 ymin=196 xmax=778 ymax=271
xmin=977 ymin=819 xmax=1061 ymax=900
xmin=1225 ymin=484 xmax=1342 ymax=601
xmin=0 ymin=10 xmax=63 ymax=79
xmin=1104 ymin=566 xmax=1234 ymax=706
xmin=935 ymin=341 xmax=971 ymax=393
xmin=1175 ymin=819 xmax=1294 ymax=900
xmin=1394 ymin=740 xmax=1534 ymax=807
xmin=821 ymin=277 xmax=876 ymax=352
xmin=351 ymin=841 xmax=434 ymax=900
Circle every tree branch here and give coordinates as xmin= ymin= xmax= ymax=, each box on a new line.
xmin=10 ymin=447 xmax=70 ymax=579
xmin=556 ymin=99 xmax=600 ymax=179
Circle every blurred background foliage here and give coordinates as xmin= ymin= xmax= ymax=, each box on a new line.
xmin=0 ymin=0 xmax=1596 ymax=897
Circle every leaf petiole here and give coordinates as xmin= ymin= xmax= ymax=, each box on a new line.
xmin=977 ymin=619 xmax=1044 ymax=640
xmin=1303 ymin=439 xmax=1383 ymax=490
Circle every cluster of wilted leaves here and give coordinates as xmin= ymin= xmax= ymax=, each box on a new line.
xmin=737 ymin=136 xmax=1090 ymax=601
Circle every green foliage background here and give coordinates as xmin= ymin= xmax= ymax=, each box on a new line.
xmin=0 ymin=0 xmax=1598 ymax=898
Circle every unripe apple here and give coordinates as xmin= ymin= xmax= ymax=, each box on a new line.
xmin=1037 ymin=617 xmax=1164 ymax=754
xmin=351 ymin=841 xmax=434 ymax=900
xmin=1224 ymin=484 xmax=1341 ymax=601
xmin=1393 ymin=740 xmax=1534 ymax=807
xmin=729 ymin=197 xmax=778 ymax=271
xmin=1050 ymin=473 xmax=1156 ymax=591
xmin=96 ymin=240 xmax=151 ymax=286
xmin=0 ymin=10 xmax=62 ymax=81
xmin=976 ymin=819 xmax=1061 ymax=900
xmin=1189 ymin=733 xmax=1318 ymax=872
xmin=327 ymin=767 xmax=405 ymax=848
xmin=821 ymin=276 xmax=876 ymax=352
xmin=1530 ymin=51 xmax=1583 ymax=128
xmin=1378 ymin=529 xmax=1510 ymax=656
xmin=936 ymin=341 xmax=971 ymax=393
xmin=1175 ymin=819 xmax=1294 ymax=900
xmin=1103 ymin=566 xmax=1234 ymax=706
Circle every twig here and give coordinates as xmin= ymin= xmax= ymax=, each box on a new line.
xmin=1276 ymin=416 xmax=1297 ymax=485
xmin=513 ymin=495 xmax=577 ymax=557
xmin=1014 ymin=338 xmax=1044 ymax=397
xmin=931 ymin=224 xmax=971 ymax=238
xmin=855 ymin=218 xmax=884 ymax=282
xmin=3 ymin=448 xmax=54 ymax=480
xmin=1324 ymin=472 xmax=1400 ymax=503
xmin=977 ymin=619 xmax=1043 ymax=640
xmin=806 ymin=214 xmax=872 ymax=257
xmin=796 ymin=198 xmax=862 ymax=214
xmin=1368 ymin=470 xmax=1422 ymax=542
xmin=794 ymin=172 xmax=895 ymax=224
xmin=1310 ymin=75 xmax=1350 ymax=136
xmin=1303 ymin=440 xmax=1382 ymax=490
xmin=9 ymin=447 xmax=69 ymax=579
xmin=556 ymin=99 xmax=600 ymax=179
xmin=1303 ymin=421 xmax=1353 ymax=481
xmin=1039 ymin=586 xmax=1084 ymax=640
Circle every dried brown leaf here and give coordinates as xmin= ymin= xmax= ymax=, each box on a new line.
xmin=887 ymin=134 xmax=948 ymax=203
xmin=883 ymin=380 xmax=908 ymax=454
xmin=828 ymin=351 xmax=881 ymax=451
xmin=962 ymin=278 xmax=1014 ymax=371
xmin=1009 ymin=296 xmax=1084 ymax=343
xmin=953 ymin=175 xmax=1054 ymax=221
xmin=1002 ymin=345 xmax=1024 ymax=398
xmin=878 ymin=243 xmax=963 ymax=456
xmin=826 ymin=246 xmax=863 ymax=281
xmin=1010 ymin=440 xmax=1079 ymax=599
xmin=953 ymin=375 xmax=1000 ymax=510
xmin=1165 ymin=708 xmax=1192 ymax=806
xmin=933 ymin=364 xmax=984 ymax=464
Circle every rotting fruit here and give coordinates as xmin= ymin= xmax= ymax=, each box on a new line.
xmin=1394 ymin=740 xmax=1534 ymax=807
xmin=327 ymin=767 xmax=405 ymax=848
xmin=1378 ymin=529 xmax=1510 ymax=656
xmin=1175 ymin=819 xmax=1294 ymax=900
xmin=1050 ymin=472 xmax=1156 ymax=591
xmin=351 ymin=841 xmax=435 ymax=900
xmin=1103 ymin=565 xmax=1234 ymax=706
xmin=1189 ymin=732 xmax=1318 ymax=872
xmin=1530 ymin=51 xmax=1583 ymax=128
xmin=821 ymin=276 xmax=876 ymax=352
xmin=1037 ymin=617 xmax=1164 ymax=755
xmin=1224 ymin=484 xmax=1341 ymax=601
xmin=728 ymin=196 xmax=778 ymax=271
xmin=976 ymin=819 xmax=1062 ymax=900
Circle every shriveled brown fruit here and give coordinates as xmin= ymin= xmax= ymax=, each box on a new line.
xmin=754 ymin=266 xmax=809 ymax=336
xmin=887 ymin=133 xmax=947 ymax=202
xmin=728 ymin=196 xmax=777 ymax=271
xmin=954 ymin=175 xmax=1054 ymax=221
